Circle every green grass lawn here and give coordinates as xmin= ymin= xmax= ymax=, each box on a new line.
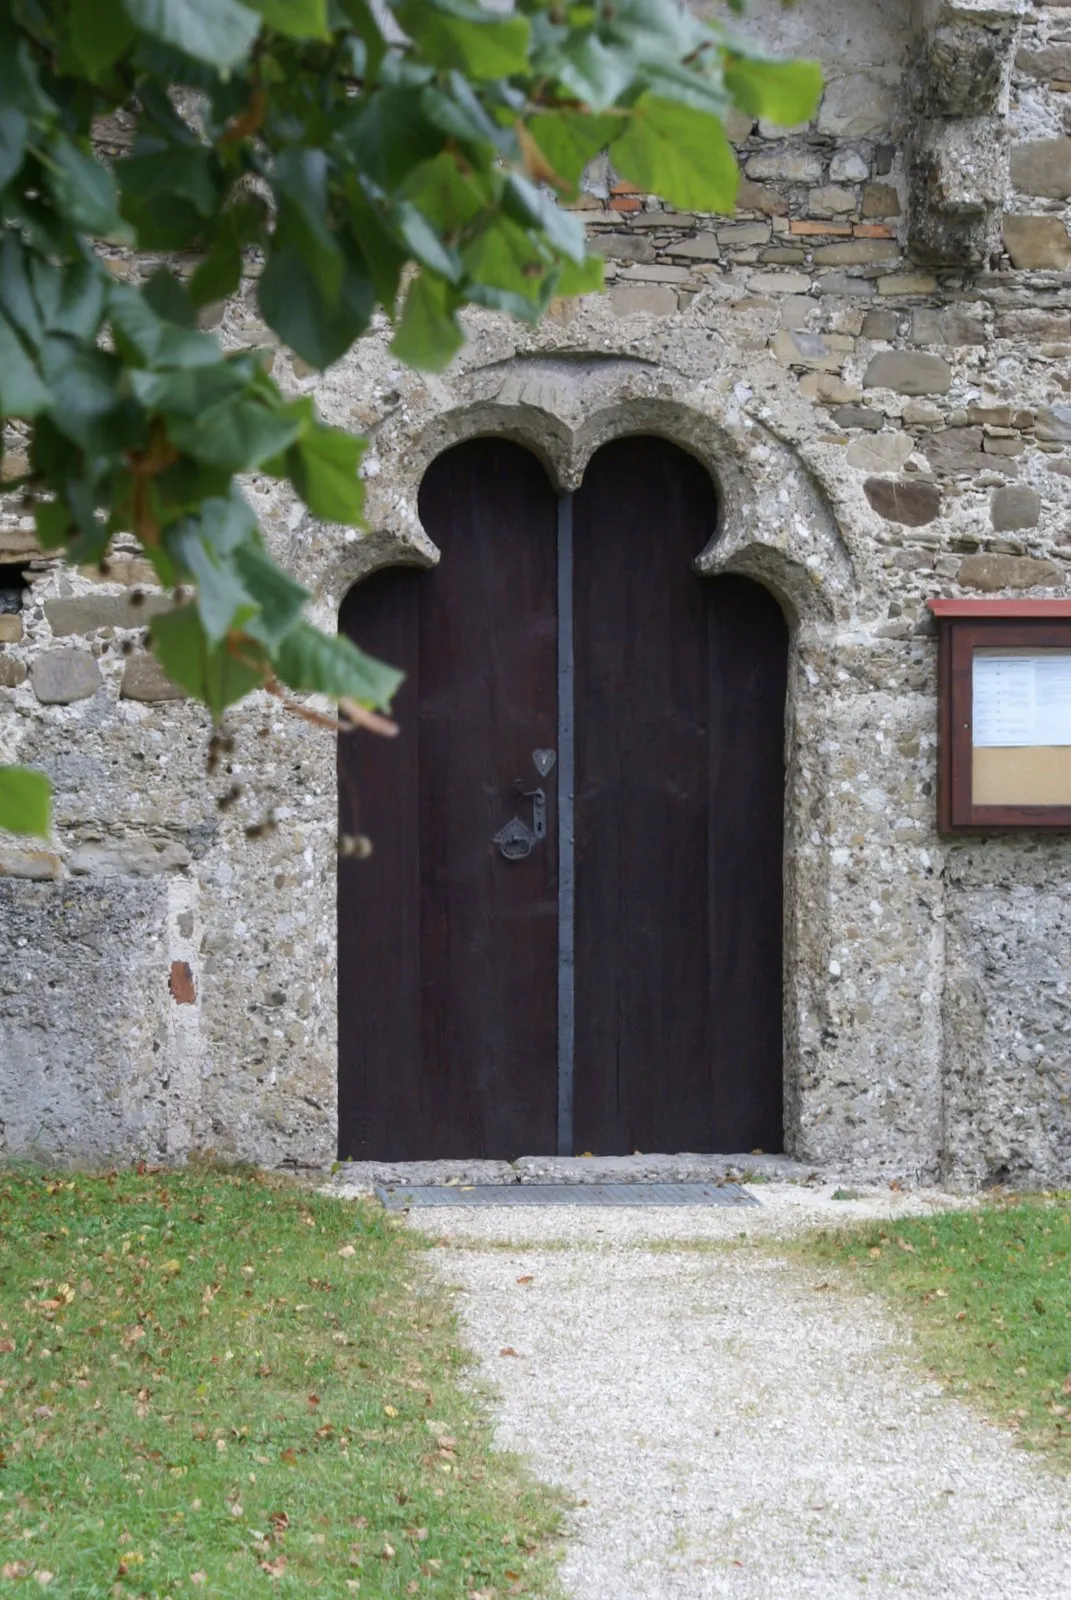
xmin=0 ymin=1167 xmax=561 ymax=1597
xmin=800 ymin=1195 xmax=1071 ymax=1465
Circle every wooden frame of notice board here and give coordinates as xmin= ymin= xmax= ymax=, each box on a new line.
xmin=929 ymin=599 xmax=1071 ymax=833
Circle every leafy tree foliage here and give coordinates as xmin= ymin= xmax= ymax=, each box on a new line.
xmin=0 ymin=0 xmax=820 ymax=835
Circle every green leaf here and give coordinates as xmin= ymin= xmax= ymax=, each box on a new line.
xmin=554 ymin=251 xmax=604 ymax=297
xmin=118 ymin=147 xmax=220 ymax=219
xmin=524 ymin=111 xmax=618 ymax=190
xmin=461 ymin=216 xmax=551 ymax=319
xmin=109 ymin=284 xmax=221 ymax=368
xmin=150 ymin=605 xmax=265 ymax=716
xmin=70 ymin=0 xmax=136 ymax=75
xmin=131 ymin=361 xmax=249 ymax=417
xmin=171 ymin=524 xmax=258 ymax=644
xmin=0 ymin=106 xmax=28 ymax=189
xmin=337 ymin=0 xmax=387 ymax=78
xmin=258 ymin=245 xmax=373 ymax=370
xmin=396 ymin=0 xmax=530 ymax=79
xmin=391 ymin=201 xmax=462 ymax=284
xmin=272 ymin=621 xmax=403 ymax=709
xmin=724 ymin=55 xmax=823 ymax=128
xmin=390 ymin=272 xmax=463 ymax=373
xmin=188 ymin=196 xmax=267 ymax=307
xmin=343 ymin=90 xmax=445 ymax=192
xmin=233 ymin=542 xmax=309 ymax=646
xmin=47 ymin=138 xmax=132 ymax=241
xmin=0 ymin=313 xmax=50 ymax=417
xmin=271 ymin=148 xmax=343 ymax=302
xmin=167 ymin=397 xmax=302 ymax=472
xmin=0 ymin=767 xmax=52 ymax=839
xmin=249 ymin=0 xmax=328 ymax=39
xmin=122 ymin=0 xmax=262 ymax=69
xmin=32 ymin=259 xmax=107 ymax=341
xmin=612 ymin=93 xmax=738 ymax=213
xmin=288 ymin=411 xmax=366 ymax=523
xmin=504 ymin=173 xmax=587 ymax=264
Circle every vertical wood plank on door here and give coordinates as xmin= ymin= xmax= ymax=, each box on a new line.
xmin=338 ymin=439 xmax=559 ymax=1159
xmin=572 ymin=437 xmax=786 ymax=1155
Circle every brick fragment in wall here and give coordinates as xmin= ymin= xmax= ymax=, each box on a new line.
xmin=910 ymin=308 xmax=986 ymax=346
xmin=863 ymin=478 xmax=942 ymax=525
xmin=990 ymin=486 xmax=1042 ymax=532
xmin=0 ymin=616 xmax=23 ymax=643
xmin=798 ymin=373 xmax=862 ymax=404
xmin=30 ymin=648 xmax=102 ymax=705
xmin=1009 ymin=139 xmax=1071 ymax=200
xmin=955 ymin=553 xmax=1061 ymax=592
xmin=1003 ymin=215 xmax=1071 ymax=270
xmin=863 ymin=351 xmax=952 ymax=396
xmin=790 ymin=219 xmax=854 ymax=237
xmin=169 ymin=961 xmax=196 ymax=1005
xmin=44 ymin=593 xmax=172 ymax=637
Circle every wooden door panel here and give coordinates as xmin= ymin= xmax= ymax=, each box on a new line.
xmin=572 ymin=437 xmax=786 ymax=1155
xmin=338 ymin=439 xmax=558 ymax=1160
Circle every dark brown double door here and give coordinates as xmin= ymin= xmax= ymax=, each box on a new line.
xmin=338 ymin=436 xmax=787 ymax=1161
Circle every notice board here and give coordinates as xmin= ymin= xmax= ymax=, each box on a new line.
xmin=929 ymin=599 xmax=1071 ymax=831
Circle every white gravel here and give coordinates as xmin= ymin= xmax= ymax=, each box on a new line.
xmin=413 ymin=1185 xmax=1071 ymax=1599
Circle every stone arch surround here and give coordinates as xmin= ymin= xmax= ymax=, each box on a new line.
xmin=331 ymin=365 xmax=863 ymax=1169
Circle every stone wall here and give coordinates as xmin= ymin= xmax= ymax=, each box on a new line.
xmin=2 ymin=0 xmax=1071 ymax=1185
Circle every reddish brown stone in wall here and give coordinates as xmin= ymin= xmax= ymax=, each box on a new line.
xmin=864 ymin=478 xmax=942 ymax=526
xmin=169 ymin=961 xmax=196 ymax=1004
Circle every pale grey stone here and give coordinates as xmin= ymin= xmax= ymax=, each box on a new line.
xmin=1003 ymin=216 xmax=1071 ymax=270
xmin=845 ymin=431 xmax=914 ymax=471
xmin=45 ymin=593 xmax=171 ymax=636
xmin=910 ymin=308 xmax=986 ymax=346
xmin=30 ymin=648 xmax=102 ymax=704
xmin=68 ymin=840 xmax=192 ymax=876
xmin=829 ymin=149 xmax=870 ymax=183
xmin=1036 ymin=406 xmax=1071 ymax=444
xmin=863 ymin=351 xmax=952 ymax=395
xmin=119 ymin=653 xmax=186 ymax=702
xmin=831 ymin=405 xmax=884 ymax=432
xmin=990 ymin=486 xmax=1042 ymax=531
xmin=957 ymin=554 xmax=1060 ymax=591
xmin=590 ymin=232 xmax=656 ymax=263
xmin=744 ymin=150 xmax=823 ymax=184
xmin=1009 ymin=140 xmax=1071 ymax=201
xmin=0 ymin=848 xmax=61 ymax=880
xmin=817 ymin=74 xmax=899 ymax=137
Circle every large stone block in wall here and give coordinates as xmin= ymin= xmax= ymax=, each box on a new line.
xmin=816 ymin=74 xmax=899 ymax=137
xmin=863 ymin=478 xmax=942 ymax=525
xmin=120 ymin=652 xmax=186 ymax=702
xmin=44 ymin=593 xmax=171 ymax=636
xmin=863 ymin=351 xmax=951 ymax=395
xmin=30 ymin=648 xmax=102 ymax=704
xmin=1010 ymin=140 xmax=1071 ymax=200
xmin=957 ymin=554 xmax=1059 ymax=591
xmin=1003 ymin=216 xmax=1071 ymax=269
xmin=909 ymin=121 xmax=1006 ymax=266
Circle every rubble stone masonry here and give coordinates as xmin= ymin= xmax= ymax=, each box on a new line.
xmin=2 ymin=0 xmax=1071 ymax=1187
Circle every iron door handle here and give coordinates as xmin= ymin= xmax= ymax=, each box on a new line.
xmin=493 ymin=787 xmax=546 ymax=860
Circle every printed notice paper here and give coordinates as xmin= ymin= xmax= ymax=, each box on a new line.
xmin=973 ymin=652 xmax=1071 ymax=748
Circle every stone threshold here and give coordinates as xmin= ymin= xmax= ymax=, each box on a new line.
xmin=324 ymin=1151 xmax=815 ymax=1194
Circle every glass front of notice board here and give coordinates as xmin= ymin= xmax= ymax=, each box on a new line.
xmin=973 ymin=648 xmax=1071 ymax=806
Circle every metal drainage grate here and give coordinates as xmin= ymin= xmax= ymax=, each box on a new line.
xmin=375 ymin=1182 xmax=759 ymax=1209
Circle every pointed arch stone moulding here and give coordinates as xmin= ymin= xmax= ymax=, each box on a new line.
xmin=338 ymin=360 xmax=858 ymax=628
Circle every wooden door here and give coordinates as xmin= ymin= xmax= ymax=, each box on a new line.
xmin=572 ymin=437 xmax=786 ymax=1155
xmin=337 ymin=438 xmax=559 ymax=1160
xmin=338 ymin=433 xmax=786 ymax=1161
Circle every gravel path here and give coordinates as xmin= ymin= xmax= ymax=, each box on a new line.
xmin=415 ymin=1186 xmax=1071 ymax=1599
